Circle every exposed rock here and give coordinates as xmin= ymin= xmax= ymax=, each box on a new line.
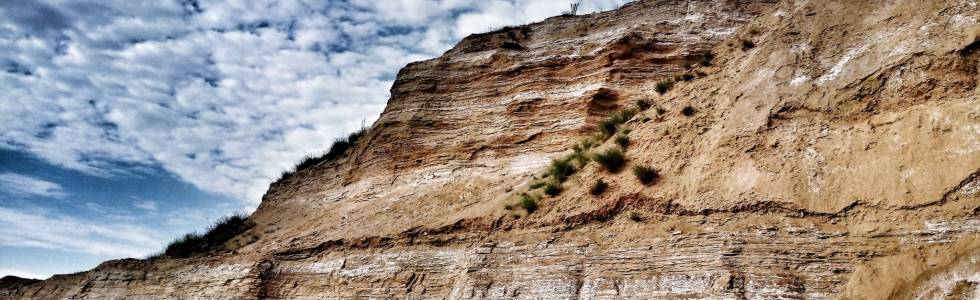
xmin=4 ymin=0 xmax=978 ymax=299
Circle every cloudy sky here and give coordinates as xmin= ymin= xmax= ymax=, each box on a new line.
xmin=0 ymin=0 xmax=630 ymax=279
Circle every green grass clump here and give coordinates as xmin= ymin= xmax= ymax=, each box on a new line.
xmin=697 ymin=51 xmax=715 ymax=66
xmin=655 ymin=80 xmax=674 ymax=94
xmin=741 ymin=39 xmax=755 ymax=49
xmin=590 ymin=179 xmax=608 ymax=196
xmin=278 ymin=126 xmax=368 ymax=182
xmin=614 ymin=135 xmax=630 ymax=149
xmin=548 ymin=157 xmax=575 ymax=182
xmin=521 ymin=193 xmax=540 ymax=213
xmin=681 ymin=106 xmax=696 ymax=116
xmin=592 ymin=148 xmax=626 ymax=173
xmin=543 ymin=178 xmax=562 ymax=196
xmin=528 ymin=181 xmax=546 ymax=189
xmin=158 ymin=213 xmax=255 ymax=258
xmin=636 ymin=99 xmax=651 ymax=111
xmin=632 ymin=165 xmax=659 ymax=185
xmin=571 ymin=145 xmax=590 ymax=167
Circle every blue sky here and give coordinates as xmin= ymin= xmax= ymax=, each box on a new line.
xmin=0 ymin=0 xmax=630 ymax=279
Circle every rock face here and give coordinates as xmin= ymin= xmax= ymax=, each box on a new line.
xmin=4 ymin=0 xmax=978 ymax=299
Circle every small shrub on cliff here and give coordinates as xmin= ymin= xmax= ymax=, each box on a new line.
xmin=571 ymin=145 xmax=590 ymax=167
xmin=636 ymin=99 xmax=651 ymax=111
xmin=614 ymin=135 xmax=630 ymax=149
xmin=528 ymin=180 xmax=546 ymax=189
xmin=277 ymin=126 xmax=368 ymax=182
xmin=697 ymin=51 xmax=715 ymax=66
xmin=590 ymin=179 xmax=608 ymax=195
xmin=592 ymin=148 xmax=626 ymax=173
xmin=521 ymin=193 xmax=540 ymax=213
xmin=158 ymin=213 xmax=254 ymax=258
xmin=741 ymin=39 xmax=756 ymax=49
xmin=599 ymin=109 xmax=638 ymax=137
xmin=543 ymin=178 xmax=562 ymax=196
xmin=548 ymin=157 xmax=575 ymax=182
xmin=681 ymin=105 xmax=696 ymax=116
xmin=655 ymin=80 xmax=674 ymax=94
xmin=632 ymin=165 xmax=659 ymax=185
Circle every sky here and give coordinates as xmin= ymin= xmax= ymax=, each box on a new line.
xmin=0 ymin=0 xmax=631 ymax=279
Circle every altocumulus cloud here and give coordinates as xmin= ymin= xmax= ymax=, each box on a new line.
xmin=0 ymin=0 xmax=631 ymax=204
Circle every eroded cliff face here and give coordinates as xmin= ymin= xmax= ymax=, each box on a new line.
xmin=4 ymin=0 xmax=978 ymax=299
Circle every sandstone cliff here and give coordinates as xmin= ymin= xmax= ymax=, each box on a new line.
xmin=4 ymin=0 xmax=978 ymax=299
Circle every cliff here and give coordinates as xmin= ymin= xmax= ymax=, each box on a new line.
xmin=4 ymin=0 xmax=978 ymax=299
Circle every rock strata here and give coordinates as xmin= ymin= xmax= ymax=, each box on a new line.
xmin=3 ymin=0 xmax=978 ymax=299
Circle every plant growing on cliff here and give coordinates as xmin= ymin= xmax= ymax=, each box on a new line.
xmin=636 ymin=99 xmax=651 ymax=110
xmin=697 ymin=51 xmax=715 ymax=66
xmin=741 ymin=39 xmax=756 ymax=49
xmin=521 ymin=193 xmax=540 ymax=213
xmin=681 ymin=105 xmax=696 ymax=116
xmin=655 ymin=80 xmax=674 ymax=94
xmin=632 ymin=165 xmax=659 ymax=185
xmin=548 ymin=157 xmax=575 ymax=182
xmin=590 ymin=179 xmax=608 ymax=195
xmin=571 ymin=144 xmax=590 ymax=167
xmin=157 ymin=213 xmax=255 ymax=259
xmin=277 ymin=126 xmax=368 ymax=182
xmin=592 ymin=148 xmax=625 ymax=173
xmin=599 ymin=109 xmax=638 ymax=137
xmin=543 ymin=178 xmax=562 ymax=196
xmin=614 ymin=135 xmax=630 ymax=149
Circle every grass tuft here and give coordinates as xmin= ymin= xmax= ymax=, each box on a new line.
xmin=590 ymin=179 xmax=608 ymax=196
xmin=543 ymin=178 xmax=562 ymax=196
xmin=655 ymin=80 xmax=674 ymax=94
xmin=521 ymin=193 xmax=539 ymax=213
xmin=277 ymin=126 xmax=368 ymax=182
xmin=614 ymin=135 xmax=630 ymax=149
xmin=741 ymin=39 xmax=755 ymax=49
xmin=632 ymin=165 xmax=659 ymax=185
xmin=636 ymin=99 xmax=651 ymax=111
xmin=592 ymin=148 xmax=626 ymax=173
xmin=681 ymin=106 xmax=696 ymax=116
xmin=547 ymin=157 xmax=575 ymax=182
xmin=157 ymin=213 xmax=254 ymax=259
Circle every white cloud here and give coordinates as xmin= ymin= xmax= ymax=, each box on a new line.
xmin=0 ymin=173 xmax=67 ymax=198
xmin=0 ymin=206 xmax=164 ymax=258
xmin=134 ymin=199 xmax=158 ymax=212
xmin=0 ymin=0 xmax=631 ymax=204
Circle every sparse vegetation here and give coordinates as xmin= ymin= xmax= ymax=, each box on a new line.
xmin=741 ymin=39 xmax=756 ymax=49
xmin=590 ymin=179 xmax=608 ymax=195
xmin=592 ymin=148 xmax=626 ymax=172
xmin=697 ymin=51 xmax=715 ymax=66
xmin=598 ymin=109 xmax=636 ymax=138
xmin=636 ymin=99 xmax=651 ymax=110
xmin=156 ymin=213 xmax=254 ymax=259
xmin=681 ymin=106 xmax=696 ymax=116
xmin=632 ymin=165 xmax=659 ymax=185
xmin=277 ymin=126 xmax=368 ymax=182
xmin=548 ymin=157 xmax=575 ymax=182
xmin=521 ymin=193 xmax=540 ymax=213
xmin=529 ymin=181 xmax=546 ymax=189
xmin=681 ymin=73 xmax=695 ymax=81
xmin=543 ymin=178 xmax=562 ymax=196
xmin=571 ymin=144 xmax=590 ymax=167
xmin=655 ymin=80 xmax=674 ymax=94
xmin=629 ymin=212 xmax=643 ymax=222
xmin=562 ymin=2 xmax=580 ymax=16
xmin=614 ymin=135 xmax=630 ymax=149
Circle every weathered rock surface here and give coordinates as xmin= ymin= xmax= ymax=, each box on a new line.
xmin=4 ymin=0 xmax=978 ymax=299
